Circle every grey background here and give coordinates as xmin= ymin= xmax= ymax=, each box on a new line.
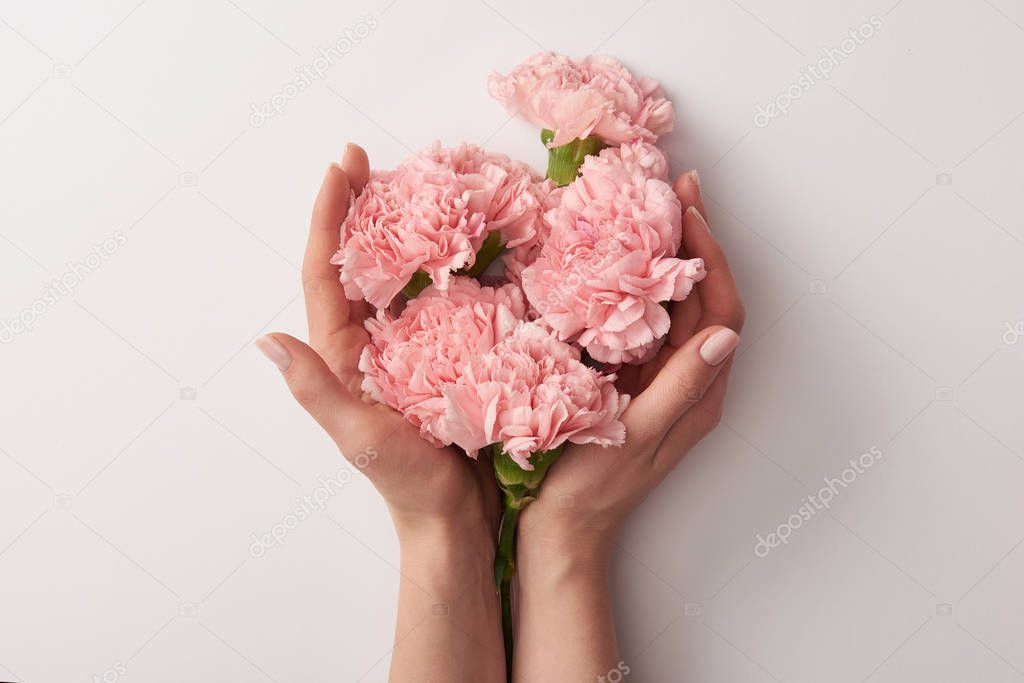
xmin=1 ymin=0 xmax=1023 ymax=681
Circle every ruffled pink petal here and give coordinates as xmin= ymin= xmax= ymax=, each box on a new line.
xmin=336 ymin=143 xmax=549 ymax=308
xmin=441 ymin=322 xmax=628 ymax=461
xmin=520 ymin=143 xmax=704 ymax=363
xmin=489 ymin=52 xmax=675 ymax=147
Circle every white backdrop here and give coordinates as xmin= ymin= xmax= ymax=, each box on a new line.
xmin=2 ymin=0 xmax=1023 ymax=681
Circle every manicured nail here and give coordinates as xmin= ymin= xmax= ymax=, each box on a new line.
xmin=699 ymin=329 xmax=739 ymax=366
xmin=342 ymin=145 xmax=360 ymax=172
xmin=686 ymin=205 xmax=710 ymax=231
xmin=341 ymin=144 xmax=355 ymax=167
xmin=688 ymin=169 xmax=700 ymax=189
xmin=255 ymin=335 xmax=291 ymax=371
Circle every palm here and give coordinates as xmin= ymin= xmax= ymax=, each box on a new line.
xmin=523 ymin=174 xmax=743 ymax=535
xmin=295 ymin=154 xmax=499 ymax=529
xmin=346 ymin=387 xmax=500 ymax=526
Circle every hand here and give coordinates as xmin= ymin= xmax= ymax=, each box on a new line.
xmin=512 ymin=171 xmax=745 ymax=682
xmin=256 ymin=145 xmax=505 ymax=682
xmin=256 ymin=144 xmax=500 ymax=540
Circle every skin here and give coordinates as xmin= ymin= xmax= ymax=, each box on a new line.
xmin=512 ymin=170 xmax=745 ymax=682
xmin=258 ymin=146 xmax=743 ymax=682
xmin=258 ymin=144 xmax=505 ymax=683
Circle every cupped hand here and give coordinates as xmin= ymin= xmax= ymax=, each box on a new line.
xmin=256 ymin=144 xmax=500 ymax=540
xmin=518 ymin=171 xmax=746 ymax=558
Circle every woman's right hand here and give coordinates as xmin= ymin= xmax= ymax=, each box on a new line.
xmin=257 ymin=144 xmax=501 ymax=540
xmin=256 ymin=145 xmax=507 ymax=681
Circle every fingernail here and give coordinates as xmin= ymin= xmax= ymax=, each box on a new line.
xmin=255 ymin=335 xmax=291 ymax=371
xmin=688 ymin=169 xmax=700 ymax=189
xmin=327 ymin=161 xmax=341 ymax=175
xmin=699 ymin=329 xmax=739 ymax=366
xmin=686 ymin=205 xmax=710 ymax=232
xmin=341 ymin=144 xmax=359 ymax=171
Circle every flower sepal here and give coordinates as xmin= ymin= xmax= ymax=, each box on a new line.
xmin=541 ymin=129 xmax=606 ymax=186
xmin=492 ymin=444 xmax=564 ymax=508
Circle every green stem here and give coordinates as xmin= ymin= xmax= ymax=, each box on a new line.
xmin=402 ymin=231 xmax=507 ymax=301
xmin=542 ymin=129 xmax=607 ymax=186
xmin=495 ymin=501 xmax=519 ymax=680
xmin=401 ymin=270 xmax=432 ymax=299
xmin=491 ymin=444 xmax=565 ymax=681
xmin=463 ymin=231 xmax=505 ymax=277
xmin=494 ymin=499 xmax=520 ymax=587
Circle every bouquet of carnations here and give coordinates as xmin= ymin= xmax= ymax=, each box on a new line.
xmin=332 ymin=52 xmax=703 ymax=666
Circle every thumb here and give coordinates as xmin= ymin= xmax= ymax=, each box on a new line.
xmin=255 ymin=333 xmax=370 ymax=445
xmin=624 ymin=325 xmax=739 ymax=443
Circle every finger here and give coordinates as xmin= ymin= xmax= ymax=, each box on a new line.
xmin=668 ymin=171 xmax=707 ymax=346
xmin=674 ymin=170 xmax=706 ymax=220
xmin=342 ymin=143 xmax=370 ymax=196
xmin=652 ymin=358 xmax=735 ymax=472
xmin=683 ymin=206 xmax=745 ymax=332
xmin=669 ymin=286 xmax=702 ymax=347
xmin=623 ymin=325 xmax=739 ymax=445
xmin=304 ymin=164 xmax=352 ymax=350
xmin=255 ymin=333 xmax=372 ymax=452
xmin=340 ymin=144 xmax=371 ymax=323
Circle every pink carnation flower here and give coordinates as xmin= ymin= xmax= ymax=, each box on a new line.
xmin=332 ymin=143 xmax=548 ymax=308
xmin=505 ymin=142 xmax=670 ymax=283
xmin=521 ymin=143 xmax=706 ymax=364
xmin=502 ymin=183 xmax=560 ymax=286
xmin=489 ymin=52 xmax=674 ymax=148
xmin=403 ymin=142 xmax=553 ymax=249
xmin=441 ymin=322 xmax=628 ymax=468
xmin=359 ymin=277 xmax=528 ymax=446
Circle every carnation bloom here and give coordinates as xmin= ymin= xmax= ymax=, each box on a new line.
xmin=404 ymin=142 xmax=553 ymax=249
xmin=505 ymin=141 xmax=670 ymax=281
xmin=488 ymin=52 xmax=674 ymax=148
xmin=332 ymin=143 xmax=548 ymax=308
xmin=502 ymin=184 xmax=559 ymax=286
xmin=359 ymin=278 xmax=528 ymax=446
xmin=441 ymin=322 xmax=628 ymax=468
xmin=521 ymin=143 xmax=706 ymax=364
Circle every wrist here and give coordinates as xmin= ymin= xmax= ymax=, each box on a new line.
xmin=517 ymin=515 xmax=613 ymax=589
xmin=389 ymin=510 xmax=506 ymax=683
xmin=395 ymin=517 xmax=495 ymax=595
xmin=514 ymin=524 xmax=621 ymax=683
xmin=391 ymin=498 xmax=494 ymax=548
